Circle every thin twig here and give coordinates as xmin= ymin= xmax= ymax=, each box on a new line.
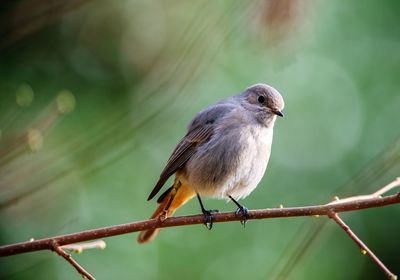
xmin=328 ymin=212 xmax=397 ymax=280
xmin=52 ymin=241 xmax=96 ymax=280
xmin=61 ymin=240 xmax=106 ymax=254
xmin=328 ymin=177 xmax=400 ymax=205
xmin=373 ymin=177 xmax=400 ymax=197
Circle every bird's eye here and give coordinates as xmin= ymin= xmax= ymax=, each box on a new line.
xmin=258 ymin=96 xmax=265 ymax=103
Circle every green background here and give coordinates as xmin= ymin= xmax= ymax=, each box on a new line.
xmin=1 ymin=1 xmax=399 ymax=279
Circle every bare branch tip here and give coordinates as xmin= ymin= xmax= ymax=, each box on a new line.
xmin=61 ymin=240 xmax=107 ymax=254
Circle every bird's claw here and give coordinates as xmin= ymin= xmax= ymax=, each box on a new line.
xmin=235 ymin=206 xmax=249 ymax=227
xmin=203 ymin=209 xmax=219 ymax=230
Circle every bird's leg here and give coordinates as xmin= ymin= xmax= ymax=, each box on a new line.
xmin=196 ymin=194 xmax=219 ymax=230
xmin=228 ymin=195 xmax=249 ymax=227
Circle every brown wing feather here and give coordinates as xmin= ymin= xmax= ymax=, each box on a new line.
xmin=147 ymin=125 xmax=213 ymax=201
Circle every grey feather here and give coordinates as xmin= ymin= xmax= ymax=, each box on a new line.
xmin=148 ymin=83 xmax=284 ymax=201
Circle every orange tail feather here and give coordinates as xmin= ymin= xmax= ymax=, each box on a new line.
xmin=137 ymin=183 xmax=195 ymax=244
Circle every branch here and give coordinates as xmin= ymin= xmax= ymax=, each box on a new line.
xmin=1 ymin=181 xmax=399 ymax=257
xmin=328 ymin=212 xmax=397 ymax=280
xmin=324 ymin=177 xmax=400 ymax=280
xmin=328 ymin=177 xmax=400 ymax=205
xmin=52 ymin=241 xmax=95 ymax=280
xmin=0 ymin=178 xmax=399 ymax=279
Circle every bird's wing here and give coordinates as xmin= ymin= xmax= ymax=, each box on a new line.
xmin=147 ymin=102 xmax=236 ymax=201
xmin=147 ymin=124 xmax=214 ymax=200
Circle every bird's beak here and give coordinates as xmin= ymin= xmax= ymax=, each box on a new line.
xmin=273 ymin=110 xmax=284 ymax=117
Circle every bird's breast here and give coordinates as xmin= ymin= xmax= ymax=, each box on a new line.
xmin=226 ymin=126 xmax=273 ymax=199
xmin=182 ymin=124 xmax=274 ymax=199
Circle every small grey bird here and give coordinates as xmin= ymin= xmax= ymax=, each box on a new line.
xmin=138 ymin=83 xmax=284 ymax=243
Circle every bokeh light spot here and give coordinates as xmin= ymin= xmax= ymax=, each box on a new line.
xmin=57 ymin=90 xmax=76 ymax=114
xmin=27 ymin=128 xmax=43 ymax=152
xmin=273 ymin=55 xmax=363 ymax=170
xmin=16 ymin=84 xmax=34 ymax=107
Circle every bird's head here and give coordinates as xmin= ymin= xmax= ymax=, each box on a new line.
xmin=241 ymin=83 xmax=285 ymax=124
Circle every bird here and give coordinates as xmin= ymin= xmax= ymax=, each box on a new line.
xmin=137 ymin=83 xmax=284 ymax=243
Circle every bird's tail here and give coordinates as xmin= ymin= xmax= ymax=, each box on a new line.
xmin=137 ymin=182 xmax=196 ymax=244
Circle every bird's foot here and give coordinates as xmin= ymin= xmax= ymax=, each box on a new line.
xmin=228 ymin=195 xmax=249 ymax=227
xmin=235 ymin=206 xmax=249 ymax=227
xmin=202 ymin=209 xmax=219 ymax=230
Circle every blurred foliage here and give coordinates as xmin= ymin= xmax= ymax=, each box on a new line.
xmin=0 ymin=0 xmax=400 ymax=279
